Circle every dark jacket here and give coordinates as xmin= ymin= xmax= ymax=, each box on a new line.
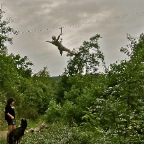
xmin=5 ymin=105 xmax=15 ymax=121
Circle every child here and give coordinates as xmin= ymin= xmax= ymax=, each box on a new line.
xmin=5 ymin=97 xmax=16 ymax=143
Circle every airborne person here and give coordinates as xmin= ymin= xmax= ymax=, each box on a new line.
xmin=45 ymin=34 xmax=75 ymax=56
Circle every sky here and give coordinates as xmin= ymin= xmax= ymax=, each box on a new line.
xmin=1 ymin=0 xmax=144 ymax=76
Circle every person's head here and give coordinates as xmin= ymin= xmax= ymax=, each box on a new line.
xmin=52 ymin=36 xmax=56 ymax=40
xmin=7 ymin=97 xmax=15 ymax=106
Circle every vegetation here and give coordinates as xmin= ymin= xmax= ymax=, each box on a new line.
xmin=0 ymin=8 xmax=144 ymax=143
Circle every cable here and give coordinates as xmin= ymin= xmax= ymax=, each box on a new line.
xmin=16 ymin=10 xmax=144 ymax=34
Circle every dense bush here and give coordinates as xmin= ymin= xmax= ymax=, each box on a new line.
xmin=23 ymin=122 xmax=98 ymax=144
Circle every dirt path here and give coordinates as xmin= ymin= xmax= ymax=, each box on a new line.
xmin=0 ymin=131 xmax=7 ymax=139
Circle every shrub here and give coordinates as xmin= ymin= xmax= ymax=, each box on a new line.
xmin=45 ymin=100 xmax=61 ymax=122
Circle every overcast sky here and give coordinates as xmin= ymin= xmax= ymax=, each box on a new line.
xmin=1 ymin=0 xmax=144 ymax=76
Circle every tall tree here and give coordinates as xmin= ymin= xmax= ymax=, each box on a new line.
xmin=82 ymin=34 xmax=144 ymax=143
xmin=0 ymin=8 xmax=18 ymax=95
xmin=65 ymin=34 xmax=105 ymax=76
xmin=0 ymin=8 xmax=17 ymax=54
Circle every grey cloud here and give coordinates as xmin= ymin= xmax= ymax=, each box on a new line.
xmin=1 ymin=0 xmax=144 ymax=76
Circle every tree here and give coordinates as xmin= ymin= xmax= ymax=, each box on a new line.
xmin=65 ymin=34 xmax=105 ymax=76
xmin=0 ymin=8 xmax=19 ymax=97
xmin=11 ymin=54 xmax=33 ymax=77
xmin=0 ymin=8 xmax=17 ymax=54
xmin=82 ymin=33 xmax=144 ymax=143
xmin=54 ymin=34 xmax=107 ymax=123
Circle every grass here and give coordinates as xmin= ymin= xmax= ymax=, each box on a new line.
xmin=0 ymin=137 xmax=6 ymax=144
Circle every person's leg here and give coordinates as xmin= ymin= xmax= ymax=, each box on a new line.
xmin=7 ymin=125 xmax=12 ymax=144
xmin=63 ymin=47 xmax=74 ymax=54
xmin=12 ymin=124 xmax=16 ymax=130
xmin=63 ymin=47 xmax=70 ymax=52
xmin=7 ymin=125 xmax=13 ymax=136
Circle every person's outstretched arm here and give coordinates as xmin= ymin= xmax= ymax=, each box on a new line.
xmin=56 ymin=34 xmax=61 ymax=41
xmin=45 ymin=40 xmax=52 ymax=43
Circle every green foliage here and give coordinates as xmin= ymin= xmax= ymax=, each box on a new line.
xmin=12 ymin=54 xmax=33 ymax=77
xmin=0 ymin=9 xmax=16 ymax=52
xmin=65 ymin=34 xmax=105 ymax=76
xmin=0 ymin=138 xmax=5 ymax=144
xmin=16 ymin=67 xmax=56 ymax=119
xmin=61 ymin=100 xmax=81 ymax=123
xmin=0 ymin=9 xmax=56 ymax=120
xmin=81 ymin=33 xmax=144 ymax=142
xmin=23 ymin=122 xmax=97 ymax=144
xmin=45 ymin=100 xmax=62 ymax=122
xmin=42 ymin=33 xmax=144 ymax=143
xmin=0 ymin=8 xmax=20 ymax=102
xmin=55 ymin=72 xmax=107 ymax=125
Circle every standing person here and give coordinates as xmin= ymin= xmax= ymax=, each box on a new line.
xmin=5 ymin=97 xmax=16 ymax=144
